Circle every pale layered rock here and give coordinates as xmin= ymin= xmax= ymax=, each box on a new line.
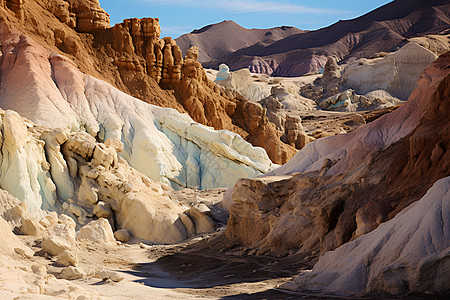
xmin=58 ymin=132 xmax=189 ymax=243
xmin=93 ymin=201 xmax=112 ymax=218
xmin=185 ymin=207 xmax=215 ymax=234
xmin=317 ymin=56 xmax=341 ymax=87
xmin=409 ymin=34 xmax=450 ymax=56
xmin=0 ymin=30 xmax=274 ymax=191
xmin=178 ymin=213 xmax=195 ymax=236
xmin=0 ymin=111 xmax=220 ymax=244
xmin=290 ymin=177 xmax=450 ymax=296
xmin=215 ymin=64 xmax=231 ymax=81
xmin=0 ymin=190 xmax=26 ymax=229
xmin=318 ymin=89 xmax=359 ymax=112
xmin=269 ymin=52 xmax=450 ymax=177
xmin=225 ymin=53 xmax=450 ymax=262
xmin=342 ymin=43 xmax=438 ymax=100
xmin=1 ymin=11 xmax=294 ymax=166
xmin=0 ymin=253 xmax=96 ymax=298
xmin=269 ymin=85 xmax=316 ymax=111
xmin=39 ymin=211 xmax=59 ymax=228
xmin=0 ymin=111 xmax=58 ymax=215
xmin=19 ymin=216 xmax=47 ymax=236
xmin=0 ymin=215 xmax=33 ymax=256
xmin=31 ymin=265 xmax=47 ymax=278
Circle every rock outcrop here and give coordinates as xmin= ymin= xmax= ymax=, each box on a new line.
xmin=0 ymin=25 xmax=274 ymax=190
xmin=225 ymin=52 xmax=450 ymax=259
xmin=316 ymin=56 xmax=341 ymax=88
xmin=213 ymin=67 xmax=316 ymax=151
xmin=44 ymin=0 xmax=110 ymax=32
xmin=86 ymin=14 xmax=293 ymax=164
xmin=341 ymin=42 xmax=439 ymax=100
xmin=0 ymin=0 xmax=24 ymax=20
xmin=0 ymin=107 xmax=225 ymax=244
xmin=287 ymin=176 xmax=450 ymax=295
xmin=0 ymin=0 xmax=295 ymax=165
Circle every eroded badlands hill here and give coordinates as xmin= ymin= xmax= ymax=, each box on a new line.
xmin=0 ymin=0 xmax=281 ymax=247
xmin=224 ymin=52 xmax=450 ymax=295
xmin=205 ymin=0 xmax=450 ymax=76
xmin=0 ymin=0 xmax=295 ymax=164
xmin=176 ymin=20 xmax=303 ymax=68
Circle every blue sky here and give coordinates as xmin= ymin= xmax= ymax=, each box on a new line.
xmin=99 ymin=0 xmax=392 ymax=38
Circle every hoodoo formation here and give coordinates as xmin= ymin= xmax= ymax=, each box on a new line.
xmin=0 ymin=0 xmax=448 ymax=298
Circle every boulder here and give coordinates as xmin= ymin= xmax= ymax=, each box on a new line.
xmin=41 ymin=223 xmax=77 ymax=256
xmin=215 ymin=64 xmax=231 ymax=81
xmin=59 ymin=266 xmax=84 ymax=280
xmin=31 ymin=264 xmax=47 ymax=276
xmin=56 ymin=250 xmax=78 ymax=267
xmin=98 ymin=270 xmax=124 ymax=282
xmin=113 ymin=229 xmax=131 ymax=243
xmin=186 ymin=208 xmax=215 ymax=234
xmin=19 ymin=217 xmax=47 ymax=236
xmin=93 ymin=201 xmax=112 ymax=218
xmin=39 ymin=212 xmax=59 ymax=229
xmin=76 ymin=218 xmax=116 ymax=245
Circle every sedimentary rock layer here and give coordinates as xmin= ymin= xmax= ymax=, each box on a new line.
xmin=0 ymin=25 xmax=273 ymax=190
xmin=290 ymin=176 xmax=450 ymax=295
xmin=0 ymin=0 xmax=295 ymax=164
xmin=225 ymin=52 xmax=450 ymax=259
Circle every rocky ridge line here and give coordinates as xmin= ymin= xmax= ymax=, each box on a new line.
xmin=1 ymin=0 xmax=295 ymax=164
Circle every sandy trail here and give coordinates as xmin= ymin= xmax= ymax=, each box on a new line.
xmin=49 ymin=227 xmax=314 ymax=299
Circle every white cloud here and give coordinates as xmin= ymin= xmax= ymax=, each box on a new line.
xmin=139 ymin=0 xmax=341 ymax=15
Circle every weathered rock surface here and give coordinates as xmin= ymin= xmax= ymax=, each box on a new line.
xmin=0 ymin=0 xmax=24 ymax=20
xmin=0 ymin=105 xmax=222 ymax=244
xmin=341 ymin=42 xmax=439 ymax=100
xmin=0 ymin=25 xmax=275 ymax=190
xmin=113 ymin=229 xmax=131 ymax=243
xmin=289 ymin=176 xmax=450 ymax=295
xmin=76 ymin=218 xmax=116 ymax=245
xmin=43 ymin=0 xmax=110 ymax=32
xmin=316 ymin=56 xmax=341 ymax=88
xmin=41 ymin=221 xmax=77 ymax=256
xmin=226 ymin=52 xmax=450 ymax=259
xmin=56 ymin=250 xmax=78 ymax=267
xmin=0 ymin=215 xmax=32 ymax=256
xmin=59 ymin=266 xmax=84 ymax=280
xmin=98 ymin=269 xmax=124 ymax=282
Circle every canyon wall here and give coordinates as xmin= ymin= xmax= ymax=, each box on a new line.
xmin=0 ymin=0 xmax=294 ymax=164
xmin=225 ymin=52 xmax=450 ymax=263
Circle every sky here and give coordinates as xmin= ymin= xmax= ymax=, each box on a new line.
xmin=98 ymin=0 xmax=393 ymax=38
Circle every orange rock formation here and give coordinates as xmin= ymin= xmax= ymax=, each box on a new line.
xmin=0 ymin=0 xmax=295 ymax=164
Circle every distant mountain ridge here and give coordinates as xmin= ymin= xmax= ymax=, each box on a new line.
xmin=179 ymin=0 xmax=450 ymax=76
xmin=175 ymin=20 xmax=304 ymax=65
